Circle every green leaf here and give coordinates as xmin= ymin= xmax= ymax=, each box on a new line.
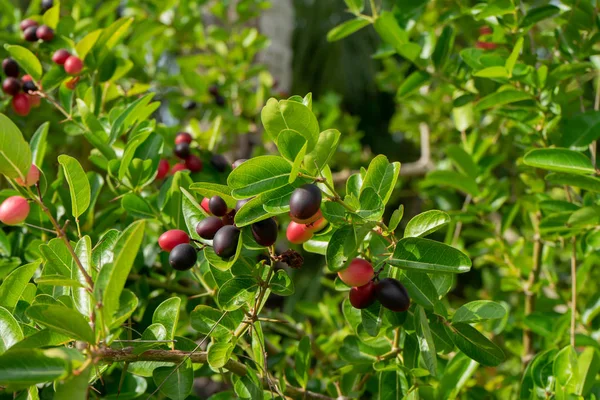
xmin=58 ymin=155 xmax=91 ymax=219
xmin=153 ymin=297 xmax=181 ymax=342
xmin=506 ymin=37 xmax=523 ymax=76
xmin=234 ymin=193 xmax=276 ymax=227
xmin=404 ymin=210 xmax=450 ymax=238
xmin=25 ymin=304 xmax=95 ymax=343
xmin=0 ymin=113 xmax=32 ymax=180
xmin=295 ymin=336 xmax=311 ymax=388
xmin=71 ymin=236 xmax=93 ymax=317
xmin=326 ymin=225 xmax=357 ymax=272
xmin=270 ymin=270 xmax=294 ymax=296
xmin=561 ymin=111 xmax=600 ymax=148
xmin=361 ymin=155 xmax=400 ymax=205
xmin=397 ymin=270 xmax=438 ymax=309
xmin=576 ymin=347 xmax=600 ymax=396
xmin=432 ymin=26 xmax=455 ymax=69
xmin=374 ymin=11 xmax=419 ymax=62
xmin=0 ymin=349 xmax=68 ymax=387
xmin=546 ymin=173 xmax=600 ymax=192
xmin=109 ymin=93 xmax=157 ymax=144
xmin=54 ymin=366 xmax=90 ymax=400
xmin=0 ymin=261 xmax=40 ymax=312
xmin=453 ymin=300 xmax=507 ymax=324
xmin=389 ymin=237 xmax=471 ymax=273
xmin=42 ymin=3 xmax=60 ymax=29
xmin=191 ymin=306 xmax=243 ymax=340
xmin=228 ymin=156 xmax=292 ymax=198
xmin=473 ymin=66 xmax=509 ymax=78
xmin=523 ymin=148 xmax=595 ymax=175
xmin=436 ymin=353 xmax=478 ymax=399
xmin=152 ymin=361 xmax=193 ymax=400
xmin=415 ymin=306 xmax=437 ymax=376
xmin=357 ymin=187 xmax=384 ymax=221
xmin=554 ymin=345 xmax=578 ymax=390
xmin=474 ymin=90 xmax=531 ymax=111
xmin=207 ymin=341 xmax=234 ymax=369
xmin=30 ymin=122 xmax=49 ymax=168
xmin=217 ymin=276 xmax=258 ymax=311
xmin=3 ymin=45 xmax=42 ymax=81
xmin=0 ymin=306 xmax=23 ymax=354
xmin=95 ymin=220 xmax=145 ymax=328
xmin=344 ymin=0 xmax=364 ymax=14
xmin=261 ymin=98 xmax=319 ymax=151
xmin=422 ymin=170 xmax=479 ymax=196
xmin=446 ymin=145 xmax=478 ymax=179
xmin=450 ymin=323 xmax=504 ymax=366
xmin=121 ymin=193 xmax=154 ymax=219
xmin=76 ymin=29 xmax=102 ymax=61
xmin=388 ymin=205 xmax=404 ymax=232
xmin=327 ymin=18 xmax=371 ymax=42
xmin=304 ymin=129 xmax=341 ymax=173
xmin=520 ymin=5 xmax=560 ymax=28
xmin=397 ymin=71 xmax=430 ymax=98
xmin=361 ymin=301 xmax=383 ymax=337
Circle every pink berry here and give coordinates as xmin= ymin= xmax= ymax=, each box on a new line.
xmin=156 ymin=159 xmax=170 ymax=180
xmin=52 ymin=49 xmax=71 ymax=65
xmin=64 ymin=56 xmax=83 ymax=75
xmin=15 ymin=165 xmax=40 ymax=187
xmin=338 ymin=258 xmax=374 ymax=287
xmin=286 ymin=221 xmax=313 ymax=244
xmin=0 ymin=196 xmax=30 ymax=225
xmin=158 ymin=229 xmax=190 ymax=252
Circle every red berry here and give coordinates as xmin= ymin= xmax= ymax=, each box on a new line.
xmin=21 ymin=75 xmax=32 ymax=82
xmin=286 ymin=221 xmax=313 ymax=244
xmin=15 ymin=165 xmax=40 ymax=187
xmin=171 ymin=163 xmax=188 ymax=174
xmin=476 ymin=41 xmax=497 ymax=50
xmin=175 ymin=132 xmax=192 ymax=145
xmin=338 ymin=258 xmax=374 ymax=287
xmin=12 ymin=94 xmax=31 ymax=116
xmin=36 ymin=25 xmax=54 ymax=41
xmin=23 ymin=26 xmax=38 ymax=41
xmin=349 ymin=282 xmax=377 ymax=309
xmin=64 ymin=56 xmax=83 ymax=75
xmin=2 ymin=59 xmax=19 ymax=77
xmin=52 ymin=49 xmax=71 ymax=65
xmin=479 ymin=26 xmax=493 ymax=35
xmin=201 ymin=198 xmax=211 ymax=214
xmin=158 ymin=229 xmax=190 ymax=252
xmin=0 ymin=196 xmax=30 ymax=225
xmin=156 ymin=159 xmax=170 ymax=179
xmin=306 ymin=217 xmax=328 ymax=233
xmin=3 ymin=77 xmax=21 ymax=96
xmin=19 ymin=19 xmax=38 ymax=32
xmin=185 ymin=155 xmax=203 ymax=172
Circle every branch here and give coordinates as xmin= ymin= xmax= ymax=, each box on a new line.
xmin=96 ymin=347 xmax=336 ymax=400
xmin=127 ymin=274 xmax=202 ymax=297
xmin=522 ymin=212 xmax=542 ymax=364
xmin=332 ymin=123 xmax=433 ymax=184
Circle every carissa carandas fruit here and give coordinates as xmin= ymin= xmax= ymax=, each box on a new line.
xmin=0 ymin=196 xmax=30 ymax=225
xmin=289 ymin=184 xmax=322 ymax=224
xmin=175 ymin=132 xmax=192 ymax=144
xmin=212 ymin=225 xmax=240 ymax=258
xmin=174 ymin=142 xmax=190 ymax=159
xmin=349 ymin=282 xmax=377 ymax=309
xmin=15 ymin=164 xmax=40 ymax=187
xmin=375 ymin=278 xmax=410 ymax=312
xmin=286 ymin=221 xmax=313 ymax=244
xmin=251 ymin=218 xmax=278 ymax=247
xmin=158 ymin=229 xmax=190 ymax=252
xmin=338 ymin=258 xmax=374 ymax=287
xmin=169 ymin=243 xmax=197 ymax=271
xmin=196 ymin=217 xmax=224 ymax=240
xmin=208 ymin=195 xmax=228 ymax=217
xmin=2 ymin=58 xmax=19 ymax=77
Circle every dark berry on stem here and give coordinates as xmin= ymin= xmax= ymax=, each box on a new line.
xmin=349 ymin=282 xmax=377 ymax=309
xmin=2 ymin=59 xmax=19 ymax=77
xmin=196 ymin=217 xmax=224 ymax=240
xmin=221 ymin=210 xmax=236 ymax=225
xmin=235 ymin=198 xmax=251 ymax=212
xmin=174 ymin=142 xmax=190 ymax=159
xmin=36 ymin=25 xmax=54 ymax=41
xmin=208 ymin=195 xmax=228 ymax=217
xmin=3 ymin=78 xmax=21 ymax=96
xmin=22 ymin=80 xmax=37 ymax=94
xmin=375 ymin=278 xmax=410 ymax=312
xmin=215 ymin=95 xmax=225 ymax=107
xmin=209 ymin=85 xmax=219 ymax=96
xmin=210 ymin=154 xmax=228 ymax=172
xmin=41 ymin=0 xmax=54 ymax=12
xmin=212 ymin=225 xmax=240 ymax=259
xmin=169 ymin=243 xmax=197 ymax=271
xmin=289 ymin=184 xmax=322 ymax=223
xmin=20 ymin=19 xmax=38 ymax=32
xmin=52 ymin=49 xmax=71 ymax=65
xmin=185 ymin=155 xmax=202 ymax=172
xmin=24 ymin=26 xmax=38 ymax=41
xmin=251 ymin=218 xmax=278 ymax=247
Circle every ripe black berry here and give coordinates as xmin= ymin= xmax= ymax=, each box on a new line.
xmin=24 ymin=26 xmax=38 ymax=41
xmin=289 ymin=184 xmax=322 ymax=223
xmin=2 ymin=59 xmax=19 ymax=78
xmin=213 ymin=225 xmax=240 ymax=259
xmin=2 ymin=78 xmax=21 ymax=96
xmin=235 ymin=198 xmax=251 ymax=212
xmin=196 ymin=217 xmax=224 ymax=240
xmin=251 ymin=218 xmax=278 ymax=247
xmin=36 ymin=25 xmax=54 ymax=41
xmin=41 ymin=0 xmax=54 ymax=12
xmin=210 ymin=154 xmax=228 ymax=172
xmin=375 ymin=278 xmax=410 ymax=312
xmin=208 ymin=195 xmax=228 ymax=217
xmin=222 ymin=210 xmax=236 ymax=226
xmin=174 ymin=142 xmax=190 ymax=159
xmin=169 ymin=243 xmax=197 ymax=271
xmin=215 ymin=95 xmax=225 ymax=107
xmin=209 ymin=85 xmax=219 ymax=96
xmin=22 ymin=80 xmax=37 ymax=94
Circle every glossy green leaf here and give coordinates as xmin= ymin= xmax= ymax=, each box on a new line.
xmin=152 ymin=361 xmax=193 ymax=400
xmin=415 ymin=306 xmax=437 ymax=376
xmin=546 ymin=173 xmax=600 ymax=192
xmin=474 ymin=90 xmax=531 ymax=111
xmin=3 ymin=45 xmax=42 ymax=80
xmin=58 ymin=155 xmax=91 ymax=219
xmin=30 ymin=122 xmax=49 ymax=168
xmin=261 ymin=98 xmax=319 ymax=150
xmin=523 ymin=148 xmax=595 ymax=175
xmin=207 ymin=341 xmax=235 ymax=369
xmin=270 ymin=270 xmax=294 ymax=296
xmin=361 ymin=301 xmax=383 ymax=337
xmin=450 ymin=323 xmax=504 ymax=366
xmin=446 ymin=145 xmax=478 ymax=179
xmin=228 ymin=156 xmax=292 ymax=198
xmin=0 ymin=113 xmax=32 ymax=180
xmin=506 ymin=37 xmax=523 ymax=75
xmin=217 ymin=276 xmax=258 ymax=311
xmin=561 ymin=111 xmax=600 ymax=148
xmin=452 ymin=300 xmax=507 ymax=324
xmin=0 ymin=261 xmax=40 ymax=312
xmin=436 ymin=353 xmax=478 ymax=399
xmin=304 ymin=129 xmax=341 ymax=173
xmin=473 ymin=66 xmax=509 ymax=78
xmin=295 ymin=336 xmax=311 ymax=388
xmin=520 ymin=5 xmax=560 ymax=28
xmin=190 ymin=306 xmax=243 ymax=340
xmin=71 ymin=236 xmax=93 ymax=317
xmin=404 ymin=210 xmax=450 ymax=238
xmin=327 ymin=18 xmax=371 ymax=42
xmin=153 ymin=297 xmax=181 ymax=342
xmin=0 ymin=306 xmax=23 ymax=354
xmin=576 ymin=347 xmax=600 ymax=396
xmin=422 ymin=170 xmax=479 ymax=196
xmin=54 ymin=365 xmax=90 ymax=400
xmin=0 ymin=349 xmax=68 ymax=386
xmin=397 ymin=71 xmax=430 ymax=98
xmin=390 ymin=237 xmax=471 ymax=273
xmin=344 ymin=0 xmax=364 ymax=14
xmin=25 ymin=304 xmax=95 ymax=343
xmin=554 ymin=345 xmax=578 ymax=391
xmin=397 ymin=270 xmax=438 ymax=309
xmin=432 ymin=26 xmax=455 ymax=69
xmin=361 ymin=155 xmax=401 ymax=205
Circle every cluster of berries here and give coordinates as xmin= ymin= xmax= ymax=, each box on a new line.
xmin=52 ymin=49 xmax=84 ymax=79
xmin=20 ymin=19 xmax=54 ymax=43
xmin=156 ymin=132 xmax=203 ymax=179
xmin=2 ymin=59 xmax=40 ymax=116
xmin=338 ymin=258 xmax=411 ymax=312
xmin=476 ymin=26 xmax=497 ymax=50
xmin=0 ymin=165 xmax=40 ymax=225
xmin=285 ymin=184 xmax=328 ymax=244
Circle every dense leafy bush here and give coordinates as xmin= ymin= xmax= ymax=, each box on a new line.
xmin=0 ymin=0 xmax=599 ymax=399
